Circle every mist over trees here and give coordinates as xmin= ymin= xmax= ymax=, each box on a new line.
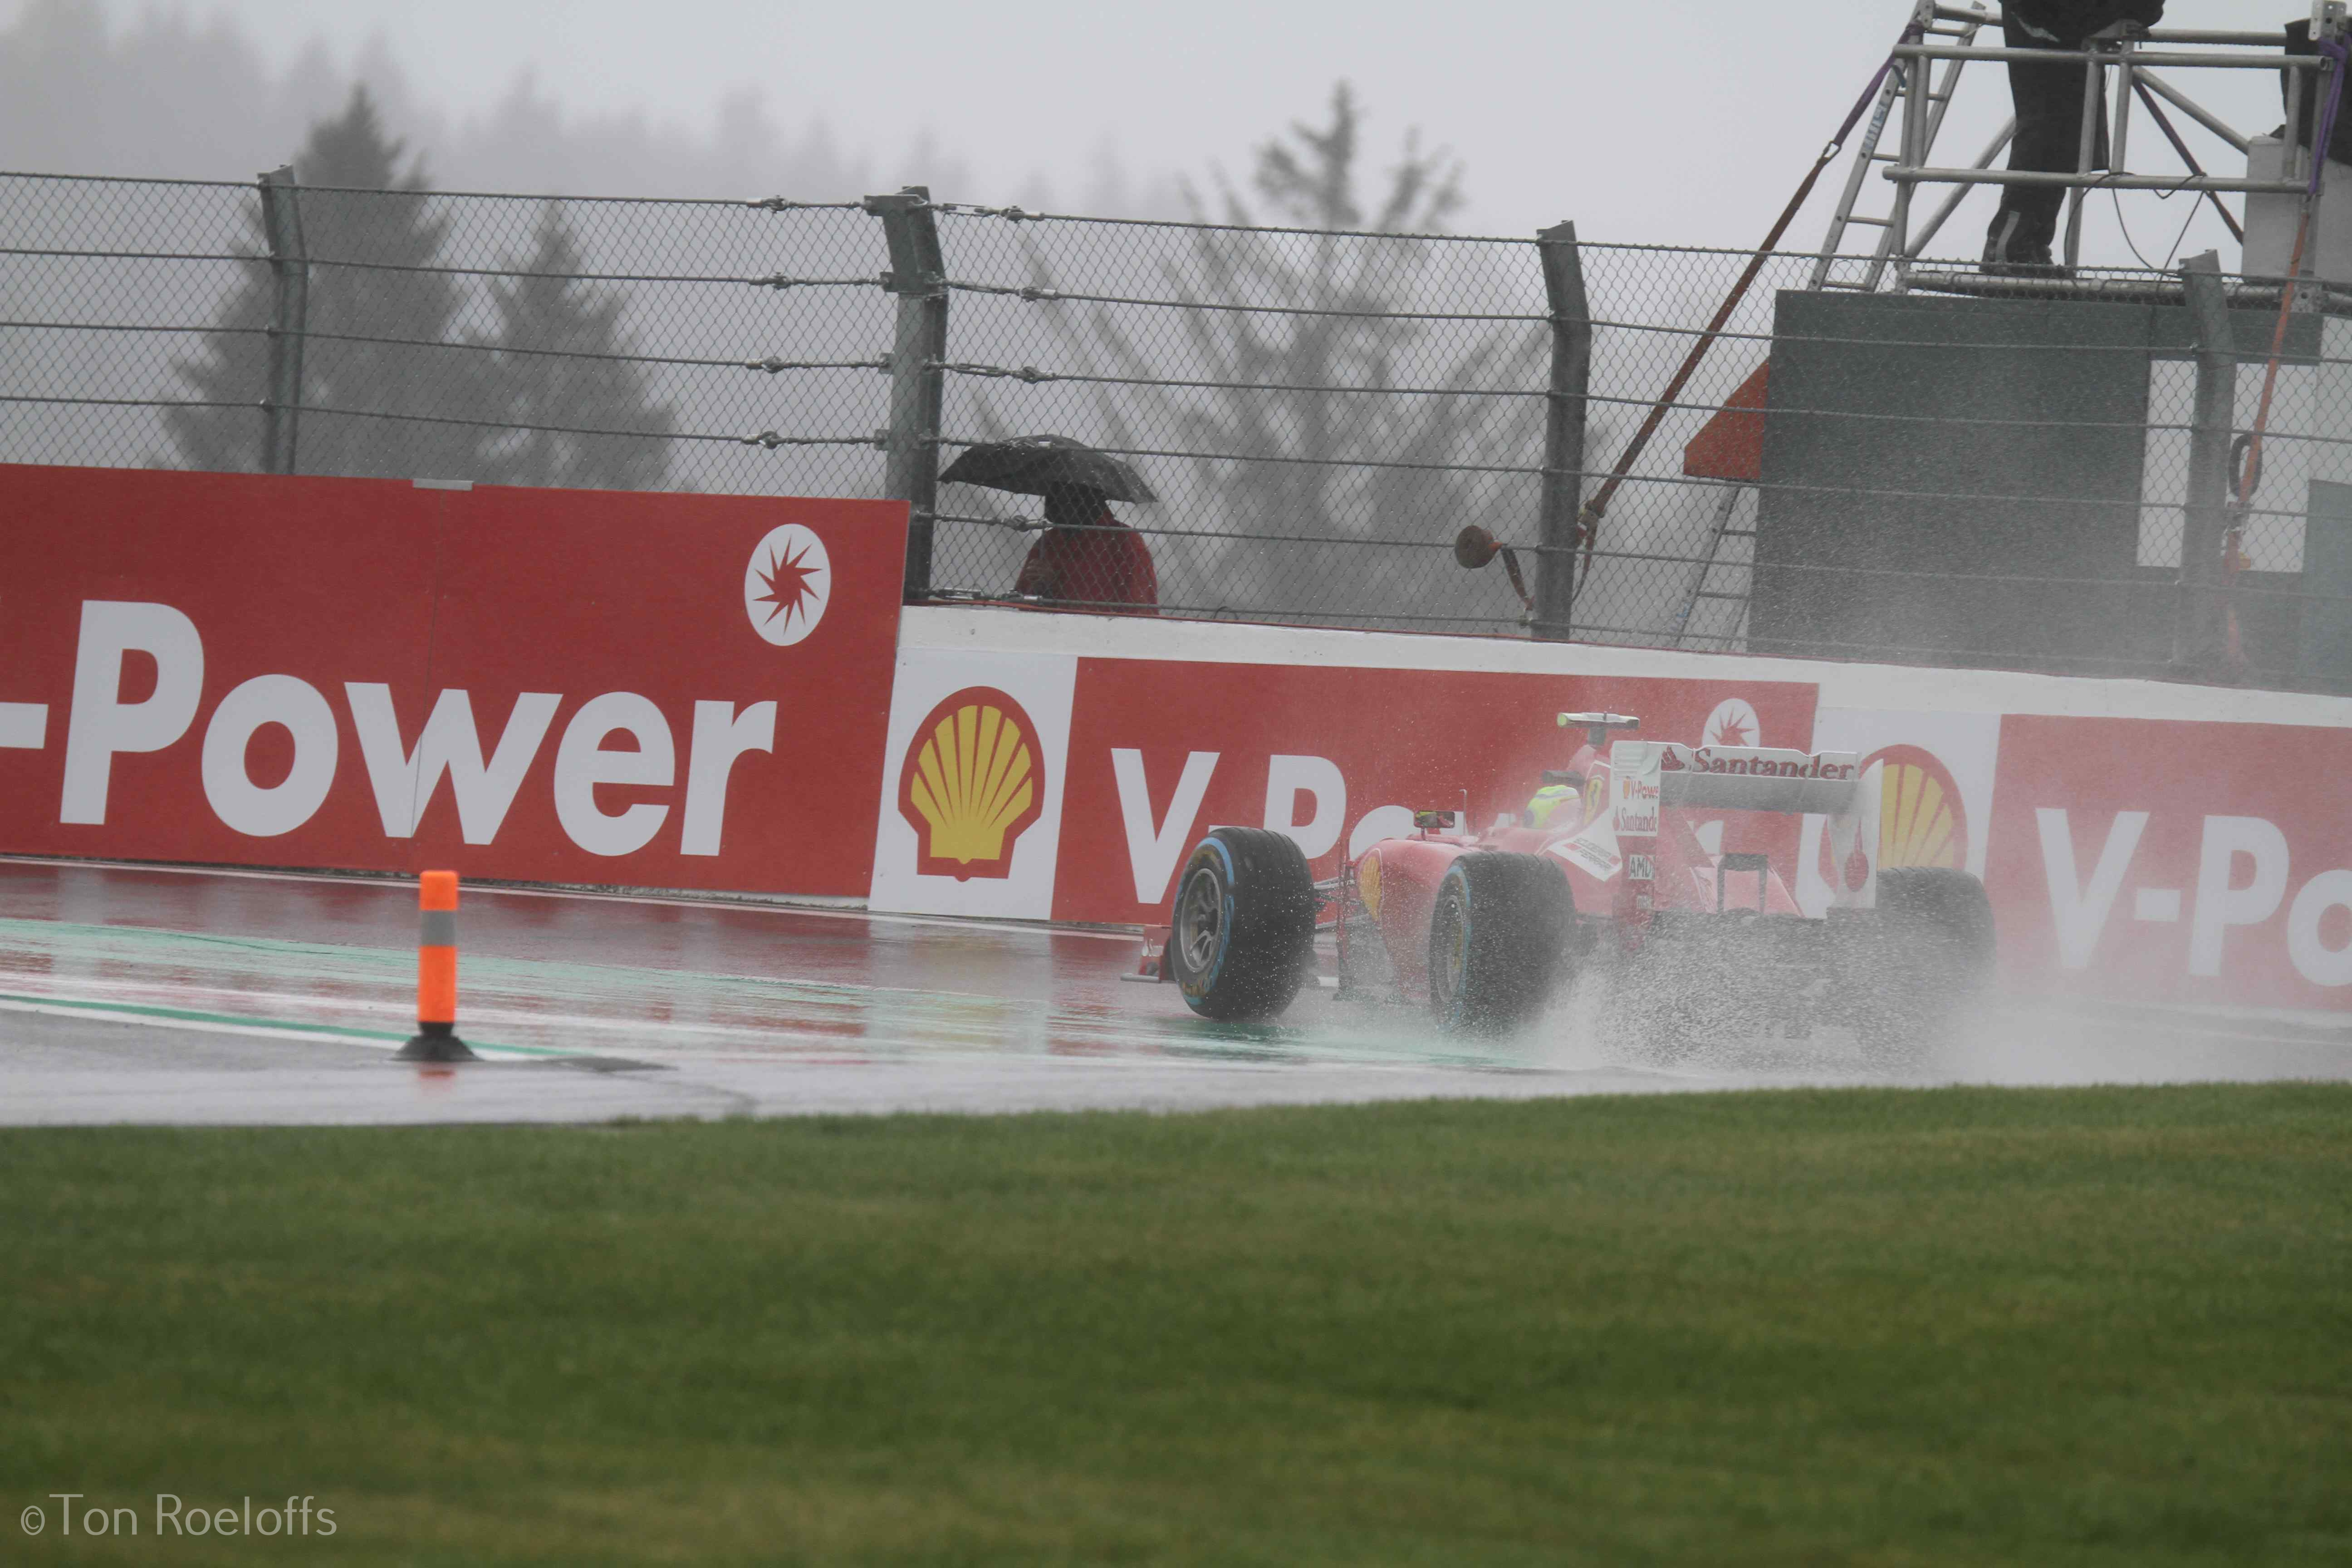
xmin=470 ymin=207 xmax=678 ymax=491
xmin=0 ymin=0 xmax=1176 ymax=214
xmin=169 ymin=91 xmax=475 ymax=479
xmin=959 ymin=85 xmax=1551 ymax=622
xmin=166 ymin=88 xmax=677 ymax=485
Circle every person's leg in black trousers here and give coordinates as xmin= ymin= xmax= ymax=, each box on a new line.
xmin=1983 ymin=15 xmax=2108 ymax=273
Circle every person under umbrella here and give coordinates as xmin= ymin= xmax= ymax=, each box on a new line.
xmin=939 ymin=435 xmax=1160 ymax=614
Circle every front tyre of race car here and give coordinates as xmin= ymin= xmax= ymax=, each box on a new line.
xmin=1428 ymin=852 xmax=1575 ymax=1034
xmin=1167 ymin=826 xmax=1318 ymax=1021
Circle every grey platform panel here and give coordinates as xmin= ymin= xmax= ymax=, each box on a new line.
xmin=1752 ymin=289 xmax=2309 ymax=673
xmin=2304 ymin=480 xmax=2352 ymax=685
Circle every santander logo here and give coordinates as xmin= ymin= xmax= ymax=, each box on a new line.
xmin=1660 ymin=745 xmax=1857 ymax=781
xmin=897 ymin=687 xmax=1047 ymax=881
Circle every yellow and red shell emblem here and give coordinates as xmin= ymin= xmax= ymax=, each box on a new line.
xmin=897 ymin=687 xmax=1047 ymax=881
xmin=1815 ymin=743 xmax=1969 ymax=891
xmin=1869 ymin=743 xmax=1966 ymax=869
xmin=1355 ymin=849 xmax=1384 ymax=917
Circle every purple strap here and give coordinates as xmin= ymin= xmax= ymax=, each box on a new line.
xmin=1830 ymin=22 xmax=1926 ymax=157
xmin=2311 ymin=37 xmax=2350 ymax=199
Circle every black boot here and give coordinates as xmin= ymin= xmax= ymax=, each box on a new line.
xmin=1981 ymin=231 xmax=2069 ymax=279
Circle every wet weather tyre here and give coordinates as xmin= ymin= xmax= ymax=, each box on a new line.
xmin=1427 ymin=852 xmax=1575 ymax=1035
xmin=1842 ymin=867 xmax=1996 ymax=1063
xmin=1167 ymin=827 xmax=1317 ymax=1022
xmin=1879 ymin=867 xmax=1996 ymax=976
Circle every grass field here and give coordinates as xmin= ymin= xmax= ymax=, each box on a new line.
xmin=5 ymin=1084 xmax=2349 ymax=1565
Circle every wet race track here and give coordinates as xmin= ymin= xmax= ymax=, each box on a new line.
xmin=2 ymin=858 xmax=2348 ymax=1126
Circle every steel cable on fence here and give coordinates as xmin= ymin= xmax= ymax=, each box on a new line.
xmin=293 ymin=255 xmax=879 ymax=289
xmin=942 ymin=279 xmax=1550 ymax=323
xmin=9 ymin=328 xmax=2328 ymax=438
xmin=0 ymin=171 xmax=868 ymax=209
xmin=285 ymin=403 xmax=875 ymax=448
xmin=0 ymin=319 xmax=266 ymax=337
xmin=931 ymin=357 xmax=2352 ymax=440
xmin=1577 ymin=309 xmax=2352 ymax=350
xmin=0 ymin=393 xmax=872 ymax=449
xmin=0 ymin=319 xmax=887 ymax=375
xmin=0 ymin=245 xmax=880 ymax=291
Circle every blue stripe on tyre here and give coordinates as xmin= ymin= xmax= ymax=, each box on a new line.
xmin=1172 ymin=826 xmax=1314 ymax=1022
xmin=1186 ymin=837 xmax=1238 ymax=999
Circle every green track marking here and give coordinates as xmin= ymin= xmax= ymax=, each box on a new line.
xmin=0 ymin=990 xmax=565 ymax=1057
xmin=0 ymin=914 xmax=1545 ymax=1069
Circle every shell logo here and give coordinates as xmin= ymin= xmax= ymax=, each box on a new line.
xmin=1355 ymin=850 xmax=1384 ymax=917
xmin=1867 ymin=743 xmax=1967 ymax=869
xmin=897 ymin=688 xmax=1047 ymax=881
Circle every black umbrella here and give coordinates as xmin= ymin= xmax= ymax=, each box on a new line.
xmin=939 ymin=434 xmax=1157 ymax=503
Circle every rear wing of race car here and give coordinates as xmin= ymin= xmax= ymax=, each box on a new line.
xmin=1607 ymin=739 xmax=1882 ymax=910
xmin=1618 ymin=740 xmax=1863 ymax=816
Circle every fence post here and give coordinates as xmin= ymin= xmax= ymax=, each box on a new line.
xmin=2177 ymin=250 xmax=2234 ymax=673
xmin=866 ymin=186 xmax=948 ymax=601
xmin=1534 ymin=220 xmax=1590 ymax=641
xmin=257 ymin=165 xmax=308 ymax=476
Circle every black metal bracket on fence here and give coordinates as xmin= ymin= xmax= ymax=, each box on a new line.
xmin=865 ymin=186 xmax=948 ymax=601
xmin=257 ymin=165 xmax=308 ymax=476
xmin=1534 ymin=220 xmax=1590 ymax=642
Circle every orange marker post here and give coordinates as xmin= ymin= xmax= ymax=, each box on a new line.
xmin=397 ymin=870 xmax=476 ymax=1062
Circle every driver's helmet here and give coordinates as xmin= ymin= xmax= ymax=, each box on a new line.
xmin=1524 ymin=767 xmax=1586 ymax=828
xmin=1524 ymin=783 xmax=1577 ymax=828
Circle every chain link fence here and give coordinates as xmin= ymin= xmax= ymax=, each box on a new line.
xmin=0 ymin=173 xmax=893 ymax=500
xmin=6 ymin=170 xmax=2351 ymax=693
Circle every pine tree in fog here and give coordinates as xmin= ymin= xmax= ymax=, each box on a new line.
xmin=983 ymin=85 xmax=1549 ymax=623
xmin=168 ymin=87 xmax=477 ymax=480
xmin=469 ymin=206 xmax=676 ymax=491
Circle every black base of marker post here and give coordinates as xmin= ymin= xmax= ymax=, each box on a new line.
xmin=397 ymin=1020 xmax=477 ymax=1063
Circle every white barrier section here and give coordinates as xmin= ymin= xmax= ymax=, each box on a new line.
xmin=884 ymin=605 xmax=2352 ymax=1017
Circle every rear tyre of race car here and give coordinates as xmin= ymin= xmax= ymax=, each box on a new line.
xmin=1166 ymin=826 xmax=1318 ymax=1022
xmin=1427 ymin=852 xmax=1575 ymax=1035
xmin=1841 ymin=867 xmax=1996 ymax=1065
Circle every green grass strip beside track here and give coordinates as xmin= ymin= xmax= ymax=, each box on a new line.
xmin=5 ymin=1084 xmax=2350 ymax=1566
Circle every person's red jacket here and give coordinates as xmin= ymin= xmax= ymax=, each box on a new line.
xmin=1014 ymin=510 xmax=1159 ymax=613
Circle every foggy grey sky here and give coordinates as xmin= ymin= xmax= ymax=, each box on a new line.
xmin=0 ymin=0 xmax=2309 ymax=262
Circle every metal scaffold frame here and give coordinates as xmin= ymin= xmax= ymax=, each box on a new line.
xmin=1664 ymin=3 xmax=2352 ymax=660
xmin=1823 ymin=0 xmax=2350 ymax=285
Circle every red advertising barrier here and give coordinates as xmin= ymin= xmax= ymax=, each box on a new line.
xmin=12 ymin=464 xmax=2352 ymax=1019
xmin=0 ymin=465 xmax=906 ymax=895
xmin=1988 ymin=714 xmax=2352 ymax=1011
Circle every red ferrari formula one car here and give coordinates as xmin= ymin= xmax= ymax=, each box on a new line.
xmin=1146 ymin=712 xmax=1994 ymax=1061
